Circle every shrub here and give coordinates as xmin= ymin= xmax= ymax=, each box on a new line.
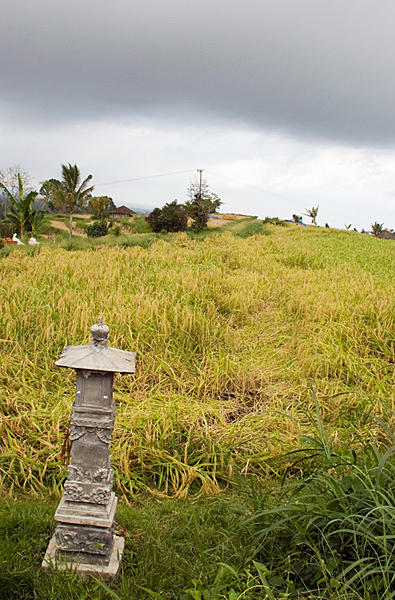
xmin=87 ymin=220 xmax=108 ymax=238
xmin=145 ymin=208 xmax=162 ymax=232
xmin=263 ymin=216 xmax=288 ymax=226
xmin=185 ymin=194 xmax=222 ymax=231
xmin=146 ymin=201 xmax=188 ymax=233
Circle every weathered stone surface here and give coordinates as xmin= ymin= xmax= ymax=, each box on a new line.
xmin=55 ymin=491 xmax=117 ymax=527
xmin=43 ymin=319 xmax=135 ymax=578
xmin=55 ymin=522 xmax=115 ymax=560
xmin=42 ymin=534 xmax=125 ymax=578
xmin=67 ymin=464 xmax=113 ymax=483
xmin=63 ymin=481 xmax=112 ymax=505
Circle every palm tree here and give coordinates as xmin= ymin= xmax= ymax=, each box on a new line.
xmin=304 ymin=206 xmax=319 ymax=226
xmin=41 ymin=164 xmax=93 ymax=236
xmin=0 ymin=173 xmax=39 ymax=237
xmin=60 ymin=164 xmax=94 ymax=237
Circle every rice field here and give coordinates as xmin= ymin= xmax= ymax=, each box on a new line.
xmin=1 ymin=225 xmax=395 ymax=499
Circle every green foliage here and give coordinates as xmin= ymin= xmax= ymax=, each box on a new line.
xmin=131 ymin=215 xmax=153 ymax=234
xmin=120 ymin=215 xmax=132 ymax=227
xmin=185 ymin=194 xmax=222 ymax=231
xmin=241 ymin=393 xmax=395 ymax=599
xmin=39 ymin=178 xmax=66 ymax=212
xmin=87 ymin=220 xmax=108 ymax=238
xmin=0 ymin=218 xmax=14 ymax=238
xmin=186 ymin=176 xmax=222 ymax=231
xmin=0 ymin=173 xmax=41 ymax=236
xmin=88 ymin=195 xmax=116 ymax=219
xmin=146 ymin=201 xmax=188 ymax=233
xmin=0 ymin=165 xmax=32 ymax=218
xmin=292 ymin=214 xmax=302 ymax=223
xmin=262 ymin=216 xmax=287 ymax=226
xmin=371 ymin=221 xmax=386 ymax=237
xmin=145 ymin=208 xmax=161 ymax=232
xmin=235 ymin=221 xmax=270 ymax=238
xmin=40 ymin=163 xmax=94 ymax=236
xmin=303 ymin=206 xmax=319 ymax=226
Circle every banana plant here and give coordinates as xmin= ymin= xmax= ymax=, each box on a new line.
xmin=371 ymin=221 xmax=385 ymax=237
xmin=0 ymin=174 xmax=40 ymax=237
xmin=303 ymin=206 xmax=319 ymax=226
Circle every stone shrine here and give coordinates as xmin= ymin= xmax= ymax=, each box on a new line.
xmin=42 ymin=318 xmax=136 ymax=577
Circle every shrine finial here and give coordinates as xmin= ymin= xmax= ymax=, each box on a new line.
xmin=90 ymin=317 xmax=109 ymax=348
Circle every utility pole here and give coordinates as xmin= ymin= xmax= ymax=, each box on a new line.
xmin=197 ymin=169 xmax=204 ymax=197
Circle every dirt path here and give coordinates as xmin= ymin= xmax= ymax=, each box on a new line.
xmin=207 ymin=213 xmax=251 ymax=227
xmin=50 ymin=220 xmax=86 ymax=237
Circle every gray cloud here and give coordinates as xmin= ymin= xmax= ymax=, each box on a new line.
xmin=1 ymin=0 xmax=395 ymax=145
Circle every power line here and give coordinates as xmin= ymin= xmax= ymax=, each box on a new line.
xmin=95 ymin=169 xmax=195 ymax=188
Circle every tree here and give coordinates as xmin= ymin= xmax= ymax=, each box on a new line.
xmin=303 ymin=206 xmax=319 ymax=226
xmin=187 ymin=175 xmax=217 ymax=201
xmin=0 ymin=173 xmax=41 ymax=237
xmin=0 ymin=165 xmax=32 ymax=218
xmin=39 ymin=179 xmax=67 ymax=212
xmin=0 ymin=165 xmax=32 ymax=197
xmin=292 ymin=214 xmax=302 ymax=223
xmin=146 ymin=201 xmax=188 ymax=233
xmin=185 ymin=176 xmax=222 ymax=231
xmin=145 ymin=208 xmax=162 ymax=232
xmin=40 ymin=164 xmax=93 ymax=236
xmin=88 ymin=196 xmax=116 ymax=219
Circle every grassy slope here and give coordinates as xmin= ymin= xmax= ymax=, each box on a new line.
xmin=2 ymin=224 xmax=395 ymax=599
xmin=1 ymin=225 xmax=395 ymax=497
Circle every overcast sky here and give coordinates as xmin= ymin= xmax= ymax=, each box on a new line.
xmin=1 ymin=0 xmax=395 ymax=229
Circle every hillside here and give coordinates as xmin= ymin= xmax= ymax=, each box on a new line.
xmin=3 ymin=224 xmax=395 ymax=598
xmin=1 ymin=224 xmax=395 ymax=497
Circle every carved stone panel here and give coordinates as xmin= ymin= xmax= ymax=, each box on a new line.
xmin=55 ymin=523 xmax=115 ymax=565
xmin=67 ymin=464 xmax=113 ymax=484
xmin=64 ymin=481 xmax=112 ymax=505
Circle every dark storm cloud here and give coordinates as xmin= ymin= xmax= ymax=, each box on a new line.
xmin=1 ymin=0 xmax=395 ymax=146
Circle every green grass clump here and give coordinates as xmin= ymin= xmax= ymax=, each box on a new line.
xmin=242 ymin=393 xmax=395 ymax=599
xmin=0 ymin=491 xmax=258 ymax=600
xmin=131 ymin=215 xmax=153 ymax=234
xmin=235 ymin=220 xmax=271 ymax=238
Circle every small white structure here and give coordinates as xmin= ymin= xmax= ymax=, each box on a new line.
xmin=12 ymin=233 xmax=24 ymax=245
xmin=28 ymin=237 xmax=39 ymax=245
